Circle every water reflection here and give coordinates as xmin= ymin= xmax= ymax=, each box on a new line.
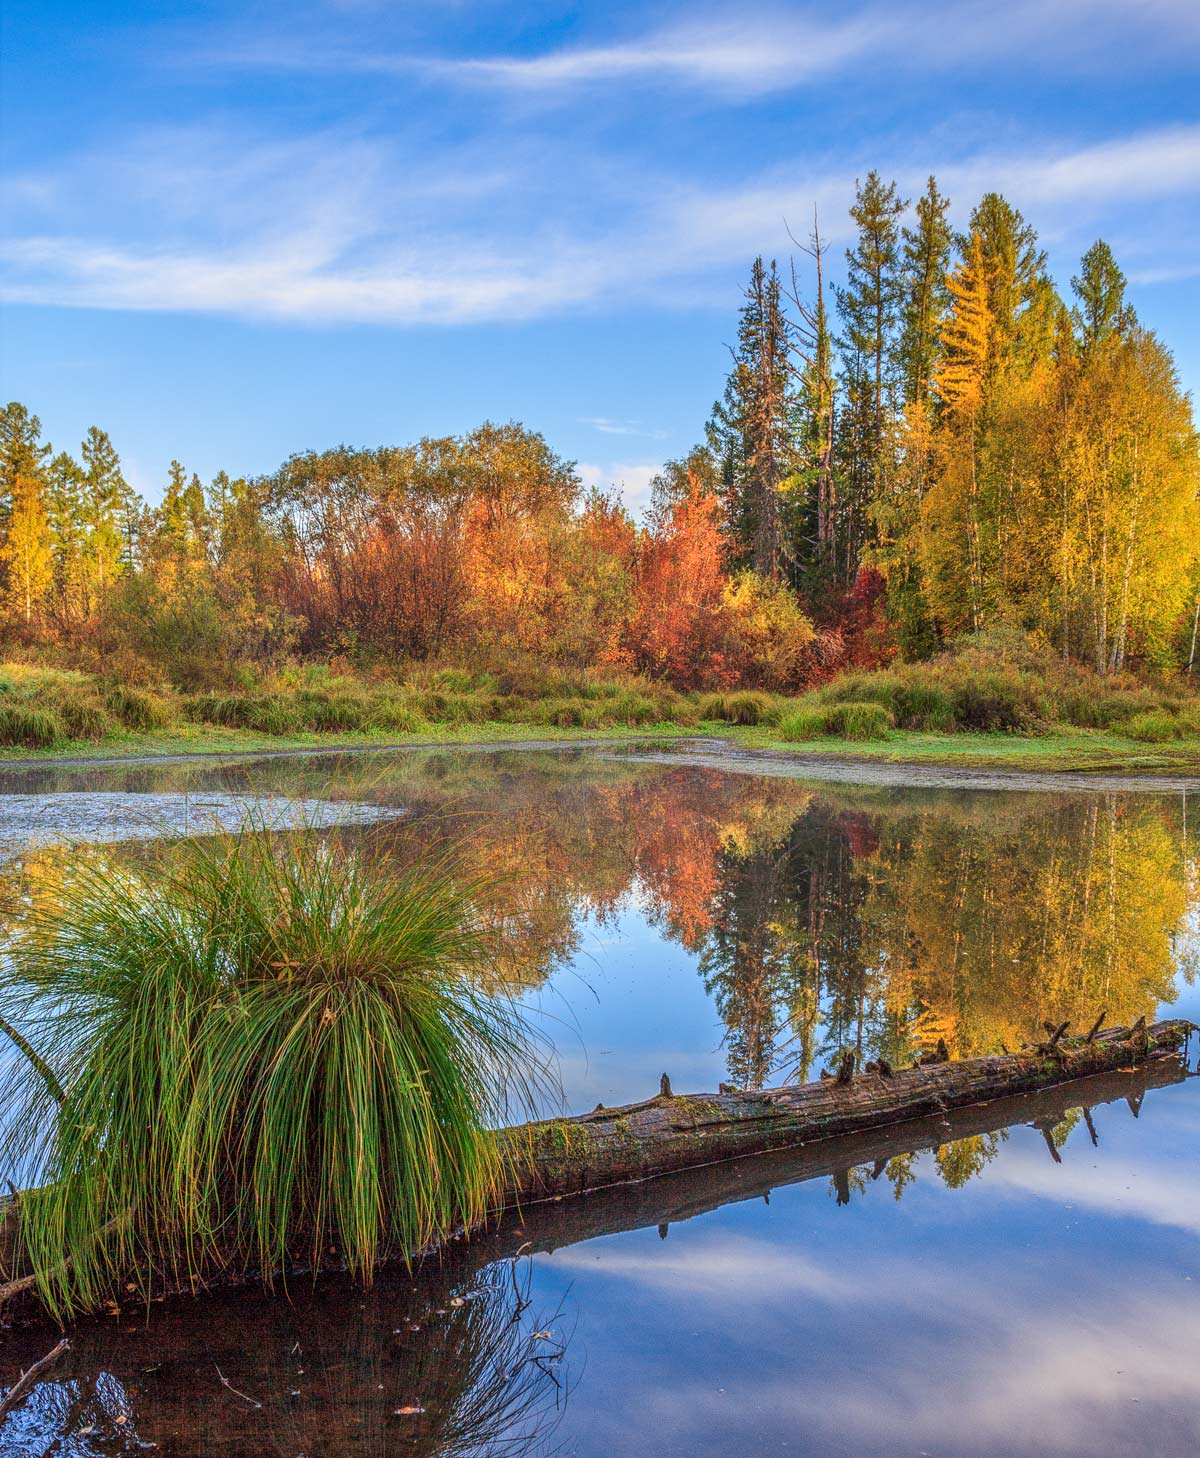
xmin=1 ymin=748 xmax=1199 ymax=1457
xmin=1 ymin=1253 xmax=572 ymax=1458
xmin=2 ymin=1056 xmax=1194 ymax=1457
xmin=0 ymin=750 xmax=1196 ymax=1096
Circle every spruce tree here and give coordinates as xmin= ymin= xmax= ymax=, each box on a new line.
xmin=45 ymin=451 xmax=87 ymax=626
xmin=81 ymin=426 xmax=129 ymax=603
xmin=1071 ymin=240 xmax=1130 ymax=354
xmin=967 ymin=193 xmax=1053 ymax=371
xmin=898 ymin=177 xmax=953 ymax=409
xmin=836 ymin=173 xmax=907 ymax=575
xmin=707 ymin=257 xmax=797 ymax=581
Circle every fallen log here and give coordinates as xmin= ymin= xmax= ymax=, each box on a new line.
xmin=1 ymin=1019 xmax=1192 ymax=1321
xmin=500 ymin=1019 xmax=1194 ymax=1208
xmin=0 ymin=1053 xmax=1187 ymax=1374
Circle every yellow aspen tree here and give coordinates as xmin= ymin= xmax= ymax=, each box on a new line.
xmin=2 ymin=469 xmax=54 ymax=624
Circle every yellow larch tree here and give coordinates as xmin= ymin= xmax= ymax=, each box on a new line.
xmin=2 ymin=468 xmax=54 ymax=624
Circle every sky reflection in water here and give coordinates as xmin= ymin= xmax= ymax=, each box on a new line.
xmin=0 ymin=746 xmax=1197 ymax=1457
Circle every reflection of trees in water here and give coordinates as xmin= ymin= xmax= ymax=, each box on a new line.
xmin=0 ymin=1254 xmax=572 ymax=1458
xmin=1 ymin=753 xmax=1196 ymax=1095
xmin=690 ymin=792 xmax=1199 ymax=1085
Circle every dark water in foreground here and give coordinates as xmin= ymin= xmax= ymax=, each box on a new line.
xmin=1 ymin=745 xmax=1199 ymax=1457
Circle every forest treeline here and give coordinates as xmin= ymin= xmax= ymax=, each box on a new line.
xmin=1 ymin=175 xmax=1198 ymax=689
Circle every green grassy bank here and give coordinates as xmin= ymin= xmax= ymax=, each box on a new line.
xmin=1 ymin=657 xmax=1198 ymax=772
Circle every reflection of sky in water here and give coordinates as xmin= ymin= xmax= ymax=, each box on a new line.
xmin=1 ymin=746 xmax=1198 ymax=1457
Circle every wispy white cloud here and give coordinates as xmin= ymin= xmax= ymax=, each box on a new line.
xmin=203 ymin=2 xmax=1200 ymax=99
xmin=577 ymin=462 xmax=662 ymax=516
xmin=579 ymin=417 xmax=667 ymax=438
xmin=3 ymin=117 xmax=1198 ymax=328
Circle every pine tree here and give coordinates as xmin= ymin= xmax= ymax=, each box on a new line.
xmin=81 ymin=426 xmax=129 ymax=605
xmin=898 ymin=177 xmax=953 ymax=409
xmin=45 ymin=451 xmax=88 ymax=627
xmin=1071 ymin=240 xmax=1130 ymax=354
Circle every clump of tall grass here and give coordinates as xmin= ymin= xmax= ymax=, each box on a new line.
xmin=0 ymin=703 xmax=64 ymax=748
xmin=0 ymin=828 xmax=544 ymax=1320
xmin=1124 ymin=709 xmax=1200 ymax=743
xmin=696 ymin=690 xmax=782 ymax=726
xmin=103 ymin=683 xmax=174 ymax=732
xmin=778 ymin=701 xmax=892 ymax=742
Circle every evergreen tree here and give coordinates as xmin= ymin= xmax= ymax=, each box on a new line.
xmin=80 ymin=426 xmax=129 ymax=606
xmin=708 ymin=257 xmax=797 ymax=581
xmin=967 ymin=193 xmax=1053 ymax=371
xmin=898 ymin=177 xmax=953 ymax=409
xmin=44 ymin=451 xmax=87 ymax=626
xmin=835 ymin=173 xmax=907 ymax=573
xmin=1071 ymin=239 xmax=1131 ymax=354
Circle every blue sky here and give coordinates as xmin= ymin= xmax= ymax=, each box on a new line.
xmin=2 ymin=1 xmax=1198 ymax=512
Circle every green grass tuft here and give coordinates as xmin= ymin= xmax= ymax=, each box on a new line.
xmin=0 ymin=704 xmax=64 ymax=748
xmin=0 ymin=827 xmax=546 ymax=1319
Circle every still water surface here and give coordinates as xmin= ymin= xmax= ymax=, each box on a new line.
xmin=1 ymin=745 xmax=1198 ymax=1457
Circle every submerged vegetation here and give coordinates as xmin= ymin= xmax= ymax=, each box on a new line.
xmin=0 ymin=826 xmax=543 ymax=1321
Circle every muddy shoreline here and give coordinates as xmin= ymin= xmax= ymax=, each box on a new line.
xmin=1 ymin=735 xmax=1198 ymax=794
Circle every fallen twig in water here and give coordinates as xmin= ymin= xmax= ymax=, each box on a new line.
xmin=0 ymin=1338 xmax=70 ymax=1423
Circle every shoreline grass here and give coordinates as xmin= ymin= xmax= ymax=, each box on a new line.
xmin=0 ymin=656 xmax=1198 ymax=774
xmin=0 ymin=719 xmax=1198 ymax=774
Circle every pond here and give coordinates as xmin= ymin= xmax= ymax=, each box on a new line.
xmin=1 ymin=744 xmax=1199 ymax=1457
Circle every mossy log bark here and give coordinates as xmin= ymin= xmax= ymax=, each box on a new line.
xmin=499 ymin=1020 xmax=1193 ymax=1208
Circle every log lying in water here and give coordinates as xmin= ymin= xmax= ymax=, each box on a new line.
xmin=0 ymin=1019 xmax=1192 ymax=1321
xmin=479 ymin=1047 xmax=1189 ymax=1261
xmin=500 ymin=1019 xmax=1193 ymax=1208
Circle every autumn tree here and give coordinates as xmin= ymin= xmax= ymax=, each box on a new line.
xmin=1 ymin=468 xmax=53 ymax=623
